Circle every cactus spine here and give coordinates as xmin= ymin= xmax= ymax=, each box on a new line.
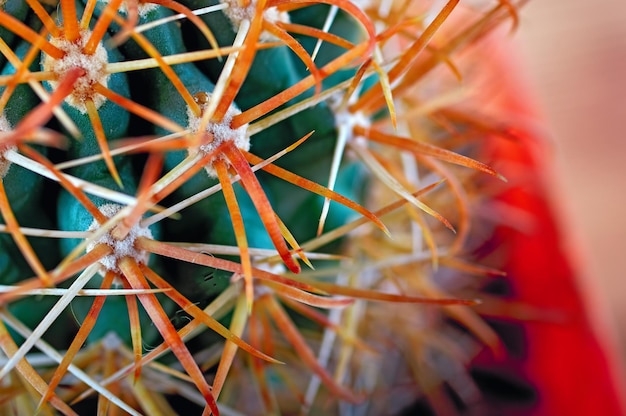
xmin=0 ymin=1 xmax=523 ymax=414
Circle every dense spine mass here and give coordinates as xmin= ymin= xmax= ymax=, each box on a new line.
xmin=0 ymin=1 xmax=526 ymax=414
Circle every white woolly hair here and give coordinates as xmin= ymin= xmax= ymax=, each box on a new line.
xmin=86 ymin=204 xmax=154 ymax=273
xmin=41 ymin=30 xmax=110 ymax=113
xmin=0 ymin=113 xmax=14 ymax=178
xmin=99 ymin=0 xmax=160 ymax=17
xmin=221 ymin=0 xmax=290 ymax=41
xmin=186 ymin=93 xmax=250 ymax=177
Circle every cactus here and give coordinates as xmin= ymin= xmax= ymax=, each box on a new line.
xmin=0 ymin=0 xmax=582 ymax=415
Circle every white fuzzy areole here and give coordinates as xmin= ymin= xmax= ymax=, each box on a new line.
xmin=331 ymin=96 xmax=371 ymax=147
xmin=221 ymin=0 xmax=290 ymax=41
xmin=334 ymin=108 xmax=371 ymax=133
xmin=0 ymin=113 xmax=9 ymax=132
xmin=86 ymin=204 xmax=153 ymax=273
xmin=99 ymin=0 xmax=159 ymax=17
xmin=187 ymin=93 xmax=250 ymax=177
xmin=0 ymin=113 xmax=14 ymax=178
xmin=41 ymin=30 xmax=110 ymax=113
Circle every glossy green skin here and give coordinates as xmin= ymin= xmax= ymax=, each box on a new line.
xmin=2 ymin=1 xmax=367 ymax=346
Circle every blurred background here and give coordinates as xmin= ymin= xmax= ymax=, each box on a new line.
xmin=517 ymin=0 xmax=626 ymax=365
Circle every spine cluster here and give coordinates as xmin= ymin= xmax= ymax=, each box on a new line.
xmin=0 ymin=1 xmax=522 ymax=414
